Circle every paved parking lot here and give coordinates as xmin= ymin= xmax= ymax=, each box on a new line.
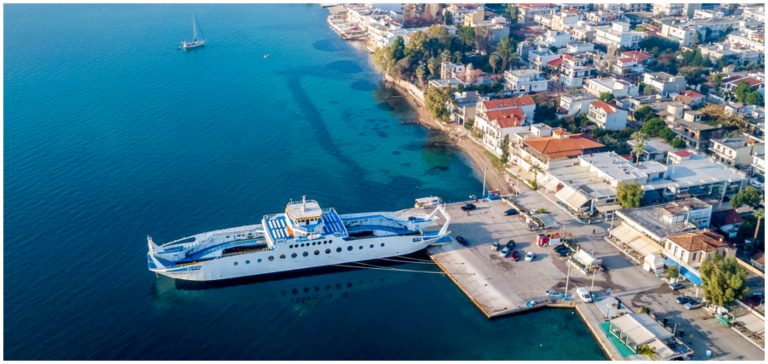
xmin=427 ymin=188 xmax=764 ymax=360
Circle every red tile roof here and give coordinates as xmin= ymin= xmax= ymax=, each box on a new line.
xmin=619 ymin=50 xmax=653 ymax=63
xmin=591 ymin=100 xmax=616 ymax=114
xmin=482 ymin=96 xmax=535 ymax=110
xmin=673 ymin=150 xmax=692 ymax=157
xmin=523 ymin=134 xmax=604 ymax=159
xmin=547 ymin=57 xmax=564 ymax=67
xmin=667 ymin=230 xmax=729 ymax=253
xmin=711 ymin=209 xmax=745 ymax=228
xmin=486 ymin=108 xmax=526 ymax=128
xmin=679 ymin=89 xmax=705 ymax=98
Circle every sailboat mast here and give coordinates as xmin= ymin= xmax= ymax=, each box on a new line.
xmin=192 ymin=15 xmax=198 ymax=40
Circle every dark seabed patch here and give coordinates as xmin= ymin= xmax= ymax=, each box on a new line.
xmin=328 ymin=100 xmax=340 ymax=104
xmin=391 ymin=151 xmax=401 ymax=155
xmin=376 ymin=131 xmax=388 ymax=138
xmin=387 ymin=175 xmax=422 ymax=191
xmin=312 ymin=39 xmax=340 ymax=52
xmin=401 ymin=142 xmax=423 ymax=151
xmin=377 ymin=102 xmax=395 ymax=111
xmin=358 ymin=132 xmax=366 ymax=136
xmin=400 ymin=162 xmax=412 ymax=167
xmin=424 ymin=165 xmax=450 ymax=176
xmin=326 ymin=60 xmax=363 ymax=74
xmin=351 ymin=79 xmax=377 ymax=91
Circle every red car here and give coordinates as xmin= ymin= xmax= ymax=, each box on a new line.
xmin=511 ymin=250 xmax=520 ymax=261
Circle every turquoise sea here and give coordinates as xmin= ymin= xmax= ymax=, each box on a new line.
xmin=4 ymin=4 xmax=606 ymax=359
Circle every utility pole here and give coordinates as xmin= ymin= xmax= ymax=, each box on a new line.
xmin=590 ymin=267 xmax=597 ymax=292
xmin=482 ymin=164 xmax=488 ymax=199
xmin=609 ymin=210 xmax=616 ymax=230
xmin=564 ymin=262 xmax=572 ymax=299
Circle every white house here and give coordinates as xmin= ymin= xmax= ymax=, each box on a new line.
xmin=642 ymin=72 xmax=687 ymax=96
xmin=558 ymin=92 xmax=597 ymax=117
xmin=504 ymin=69 xmax=549 ymax=94
xmin=588 ymin=101 xmax=628 ymax=130
xmin=584 ymin=77 xmax=639 ymax=98
xmin=592 ymin=22 xmax=644 ymax=49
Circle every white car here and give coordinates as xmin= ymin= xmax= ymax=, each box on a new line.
xmin=525 ymin=251 xmax=535 ymax=262
xmin=577 ymin=287 xmax=593 ymax=303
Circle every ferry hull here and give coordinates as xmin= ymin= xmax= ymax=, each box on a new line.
xmin=152 ymin=234 xmax=440 ymax=282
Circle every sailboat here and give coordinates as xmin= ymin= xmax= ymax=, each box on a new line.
xmin=180 ymin=15 xmax=205 ymax=50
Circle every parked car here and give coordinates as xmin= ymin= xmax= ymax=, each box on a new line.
xmin=491 ymin=241 xmax=501 ymax=251
xmin=684 ymin=299 xmax=704 ymax=310
xmin=554 ymin=244 xmax=570 ymax=252
xmin=669 ymin=282 xmax=685 ymax=291
xmin=461 ymin=203 xmax=477 ymax=211
xmin=456 ymin=236 xmax=468 ymax=246
xmin=511 ymin=250 xmax=520 ymax=261
xmin=525 ymin=251 xmax=535 ymax=262
xmin=577 ymin=287 xmax=593 ymax=303
xmin=500 ymin=246 xmax=511 ymax=258
xmin=556 ymin=248 xmax=572 ymax=257
xmin=675 ymin=296 xmax=693 ymax=305
xmin=506 ymin=240 xmax=516 ymax=249
xmin=504 ymin=208 xmax=519 ymax=216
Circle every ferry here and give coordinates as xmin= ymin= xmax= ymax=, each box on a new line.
xmin=147 ymin=197 xmax=450 ymax=281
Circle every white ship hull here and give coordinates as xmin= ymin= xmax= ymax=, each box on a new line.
xmin=148 ymin=198 xmax=450 ymax=282
xmin=153 ymin=233 xmax=438 ymax=281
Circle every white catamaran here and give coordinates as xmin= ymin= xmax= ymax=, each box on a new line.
xmin=147 ymin=197 xmax=451 ymax=281
xmin=180 ymin=15 xmax=205 ymax=50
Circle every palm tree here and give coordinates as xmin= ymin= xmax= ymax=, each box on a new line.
xmin=631 ymin=132 xmax=648 ymax=166
xmin=754 ymin=208 xmax=764 ymax=241
xmin=489 ymin=54 xmax=500 ymax=74
xmin=529 ymin=165 xmax=542 ymax=189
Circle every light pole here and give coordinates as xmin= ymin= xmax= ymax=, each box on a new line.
xmin=482 ymin=164 xmax=489 ymax=199
xmin=590 ymin=267 xmax=597 ymax=292
xmin=564 ymin=262 xmax=572 ymax=298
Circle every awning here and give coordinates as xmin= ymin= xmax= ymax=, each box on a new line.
xmin=597 ymin=204 xmax=623 ymax=212
xmin=544 ymin=178 xmax=561 ymax=192
xmin=610 ymin=223 xmax=662 ymax=257
xmin=555 ymin=186 xmax=590 ymax=211
xmin=534 ymin=213 xmax=559 ymax=229
xmin=664 ymin=258 xmax=703 ymax=286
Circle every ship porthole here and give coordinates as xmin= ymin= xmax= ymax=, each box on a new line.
xmin=257 ymin=258 xmax=262 ymax=263
xmin=381 ymin=243 xmax=385 ymax=247
xmin=336 ymin=247 xmax=342 ymax=253
xmin=234 ymin=262 xmax=239 ymax=266
xmin=347 ymin=246 xmax=353 ymax=251
xmin=268 ymin=256 xmax=275 ymax=261
xmin=314 ymin=250 xmax=320 ymax=255
xmin=291 ymin=253 xmax=297 ymax=258
xmin=280 ymin=254 xmax=286 ymax=259
xmin=303 ymin=251 xmax=309 ymax=257
xmin=246 ymin=260 xmax=251 ymax=264
xmin=370 ymin=244 xmax=374 ymax=248
xmin=325 ymin=248 xmax=331 ymax=254
xmin=359 ymin=246 xmax=363 ymax=250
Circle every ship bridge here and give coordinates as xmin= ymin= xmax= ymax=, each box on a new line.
xmin=264 ymin=208 xmax=349 ymax=244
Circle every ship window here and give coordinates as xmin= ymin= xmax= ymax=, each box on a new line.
xmin=246 ymin=260 xmax=250 ymax=264
xmin=300 ymin=243 xmax=305 ymax=247
xmin=370 ymin=244 xmax=374 ymax=248
xmin=303 ymin=251 xmax=309 ymax=257
xmin=291 ymin=253 xmax=297 ymax=258
xmin=312 ymin=242 xmax=316 ymax=246
xmin=336 ymin=247 xmax=342 ymax=253
xmin=268 ymin=256 xmax=275 ymax=261
xmin=257 ymin=258 xmax=262 ymax=263
xmin=280 ymin=254 xmax=286 ymax=259
xmin=359 ymin=246 xmax=363 ymax=250
xmin=226 ymin=236 xmax=230 ymax=239
xmin=234 ymin=262 xmax=239 ymax=266
xmin=381 ymin=243 xmax=385 ymax=247
xmin=347 ymin=246 xmax=353 ymax=251
xmin=325 ymin=248 xmax=331 ymax=254
xmin=314 ymin=250 xmax=320 ymax=255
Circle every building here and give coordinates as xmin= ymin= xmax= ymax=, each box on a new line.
xmin=673 ymin=90 xmax=706 ymax=106
xmin=610 ymin=198 xmax=713 ymax=258
xmin=584 ymin=77 xmax=639 ymax=98
xmin=504 ymin=69 xmax=549 ymax=94
xmin=476 ymin=95 xmax=537 ymax=122
xmin=447 ymin=91 xmax=479 ymax=125
xmin=650 ymin=150 xmax=747 ymax=201
xmin=699 ymin=43 xmax=765 ymax=67
xmin=664 ymin=230 xmax=735 ymax=285
xmin=612 ymin=51 xmax=654 ymax=80
xmin=592 ymin=22 xmax=644 ymax=49
xmin=710 ymin=209 xmax=745 ymax=239
xmin=666 ymin=118 xmax=729 ymax=151
xmin=526 ymin=47 xmax=561 ymax=70
xmin=660 ymin=17 xmax=739 ymax=47
xmin=518 ymin=3 xmax=559 ymax=23
xmin=709 ymin=136 xmax=760 ymax=169
xmin=478 ymin=108 xmax=529 ymax=156
xmin=642 ymin=72 xmax=687 ymax=97
xmin=588 ymin=101 xmax=629 ymax=130
xmin=558 ymin=92 xmax=597 ymax=118
xmin=653 ymin=3 xmax=684 ymax=16
xmin=565 ymin=41 xmax=595 ymax=54
xmin=560 ymin=54 xmax=593 ymax=88
xmin=627 ymin=138 xmax=676 ymax=162
xmin=513 ymin=131 xmax=604 ymax=172
xmin=537 ymin=30 xmax=572 ymax=49
xmin=607 ymin=313 xmax=692 ymax=360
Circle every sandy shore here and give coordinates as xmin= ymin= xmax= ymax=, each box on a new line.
xmin=388 ymin=82 xmax=514 ymax=195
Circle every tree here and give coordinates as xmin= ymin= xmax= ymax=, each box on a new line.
xmin=506 ymin=5 xmax=519 ymax=24
xmin=744 ymin=91 xmax=763 ymax=106
xmin=598 ymin=92 xmax=615 ymax=102
xmin=637 ymin=345 xmax=655 ymax=359
xmin=500 ymin=135 xmax=511 ymax=164
xmin=494 ymin=37 xmax=514 ymax=71
xmin=712 ymin=73 xmax=725 ymax=89
xmin=753 ymin=208 xmax=764 ymax=242
xmin=529 ymin=165 xmax=542 ymax=189
xmin=634 ymin=106 xmax=655 ymax=122
xmin=489 ymin=53 xmax=500 ymax=74
xmin=631 ymin=132 xmax=648 ymax=166
xmin=666 ymin=265 xmax=680 ymax=281
xmin=700 ymin=253 xmax=749 ymax=309
xmin=616 ymin=182 xmax=643 ymax=208
xmin=457 ymin=25 xmax=475 ymax=52
xmin=734 ymin=81 xmax=753 ymax=103
xmin=390 ymin=36 xmax=406 ymax=61
xmin=416 ymin=64 xmax=427 ymax=87
xmin=425 ymin=86 xmax=452 ymax=121
xmin=731 ymin=186 xmax=763 ymax=209
xmin=427 ymin=57 xmax=439 ymax=77
xmin=444 ymin=10 xmax=453 ymax=25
